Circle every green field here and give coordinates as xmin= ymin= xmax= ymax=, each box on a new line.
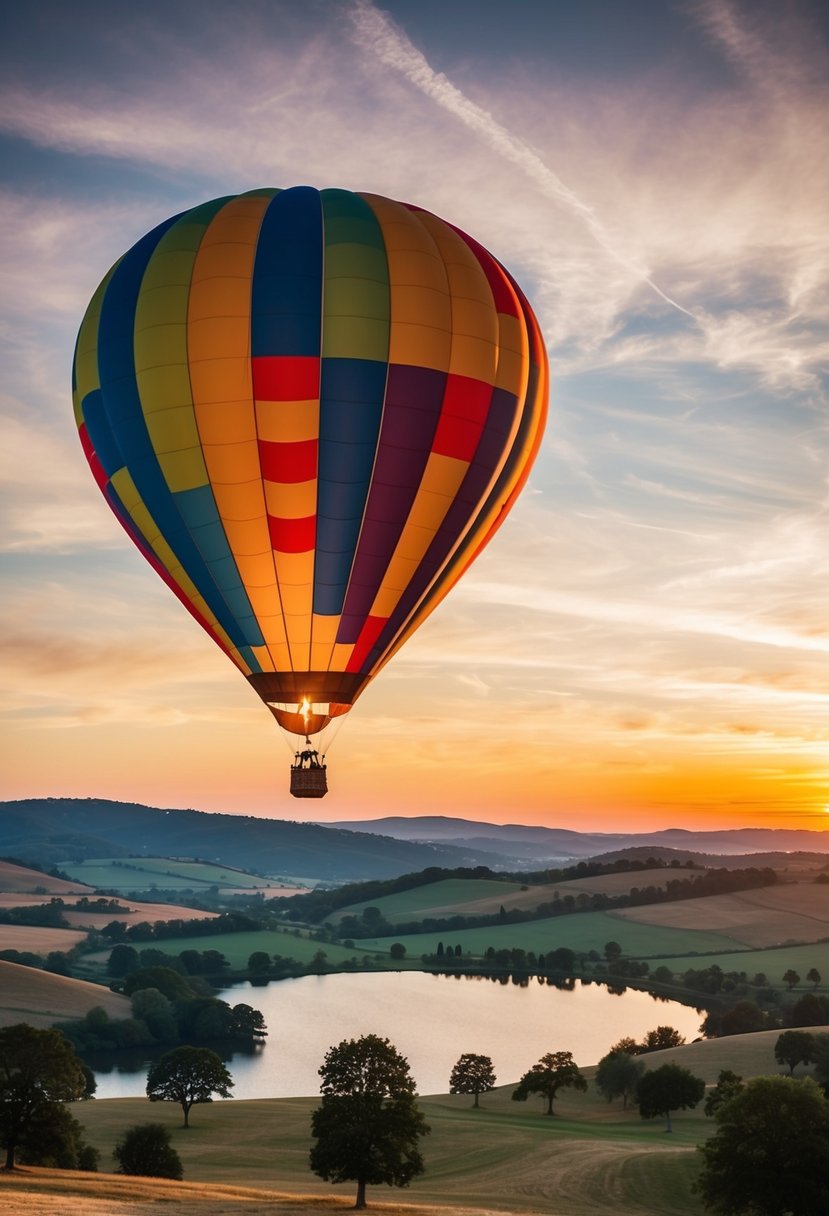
xmin=334 ymin=870 xmax=678 ymax=927
xmin=61 ymin=858 xmax=282 ymax=894
xmin=354 ymin=909 xmax=743 ymax=960
xmin=83 ymin=926 xmax=392 ymax=972
xmin=654 ymin=940 xmax=829 ymax=986
xmin=335 ymin=877 xmax=529 ymax=923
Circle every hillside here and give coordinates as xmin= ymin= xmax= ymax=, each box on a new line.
xmin=0 ymin=960 xmax=130 ymax=1028
xmin=3 ymin=1025 xmax=826 ymax=1214
xmin=0 ymin=800 xmax=490 ymax=881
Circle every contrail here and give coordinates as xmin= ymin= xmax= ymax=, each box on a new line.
xmin=348 ymin=0 xmax=698 ymax=322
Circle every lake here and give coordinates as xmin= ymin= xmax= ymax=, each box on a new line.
xmin=90 ymin=971 xmax=703 ymax=1100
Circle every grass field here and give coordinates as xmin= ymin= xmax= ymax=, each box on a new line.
xmin=61 ymin=858 xmax=292 ymax=894
xmin=82 ymin=926 xmax=388 ymax=973
xmin=0 ymin=959 xmax=130 ymax=1029
xmin=334 ymin=870 xmax=677 ymax=926
xmin=616 ymin=881 xmax=829 ymax=948
xmin=67 ymin=1086 xmax=706 ymax=1215
xmin=7 ymin=1026 xmax=828 ymax=1214
xmin=653 ymin=940 xmax=829 ymax=986
xmin=354 ymin=909 xmax=742 ymax=960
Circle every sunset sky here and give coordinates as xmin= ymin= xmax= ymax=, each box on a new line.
xmin=1 ymin=0 xmax=828 ymax=833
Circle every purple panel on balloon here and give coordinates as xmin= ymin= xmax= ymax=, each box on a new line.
xmin=336 ymin=364 xmax=447 ymax=643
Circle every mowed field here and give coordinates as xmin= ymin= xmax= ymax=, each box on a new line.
xmin=0 ymin=924 xmax=89 ymax=953
xmin=0 ymin=959 xmax=131 ymax=1029
xmin=334 ymin=870 xmax=677 ymax=925
xmin=615 ymin=881 xmax=829 ymax=947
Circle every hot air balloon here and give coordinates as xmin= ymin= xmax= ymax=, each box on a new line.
xmin=72 ymin=187 xmax=548 ymax=797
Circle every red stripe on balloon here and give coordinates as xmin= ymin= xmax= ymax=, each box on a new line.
xmin=259 ymin=438 xmax=318 ymax=483
xmin=253 ymin=355 xmax=320 ymax=400
xmin=267 ymin=513 xmax=316 ymax=553
xmin=431 ymin=374 xmax=493 ymax=462
xmin=346 ymin=614 xmax=389 ymax=673
xmin=78 ymin=423 xmax=110 ymax=491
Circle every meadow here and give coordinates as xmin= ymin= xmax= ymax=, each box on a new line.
xmin=82 ymin=927 xmax=384 ymax=973
xmin=333 ymin=869 xmax=676 ymax=925
xmin=353 ymin=909 xmax=742 ymax=960
xmin=51 ymin=1028 xmax=808 ymax=1216
xmin=61 ymin=858 xmax=292 ymax=895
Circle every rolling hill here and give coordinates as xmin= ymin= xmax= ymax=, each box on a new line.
xmin=0 ymin=799 xmax=492 ymax=881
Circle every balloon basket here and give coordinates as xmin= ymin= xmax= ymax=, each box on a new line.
xmin=290 ymin=766 xmax=328 ymax=798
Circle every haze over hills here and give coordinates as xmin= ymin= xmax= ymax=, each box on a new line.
xmin=331 ymin=814 xmax=829 ymax=861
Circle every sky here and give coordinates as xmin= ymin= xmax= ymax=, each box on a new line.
xmin=1 ymin=0 xmax=828 ymax=834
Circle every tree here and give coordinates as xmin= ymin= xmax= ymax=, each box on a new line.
xmin=0 ymin=1025 xmax=89 ymax=1170
xmin=107 ymin=944 xmax=139 ymax=977
xmin=604 ymin=941 xmax=622 ymax=962
xmin=389 ymin=943 xmax=407 ymax=960
xmin=449 ymin=1053 xmax=496 ymax=1108
xmin=720 ymin=1000 xmax=768 ymax=1036
xmin=807 ymin=967 xmax=822 ymax=990
xmin=789 ymin=992 xmax=829 ymax=1026
xmin=113 ymin=1123 xmax=183 ymax=1179
xmin=640 ymin=1025 xmax=685 ymax=1053
xmin=309 ymin=1034 xmax=429 ymax=1210
xmin=247 ymin=950 xmax=271 ymax=974
xmin=609 ymin=1035 xmax=641 ymax=1056
xmin=146 ymin=1046 xmax=233 ymax=1128
xmin=637 ymin=1063 xmax=704 ymax=1132
xmin=703 ymin=1069 xmax=743 ymax=1118
xmin=783 ymin=969 xmax=801 ymax=991
xmin=595 ymin=1051 xmax=645 ymax=1109
xmin=774 ymin=1029 xmax=815 ymax=1075
xmin=808 ymin=1033 xmax=829 ymax=1087
xmin=697 ymin=1076 xmax=829 ymax=1215
xmin=16 ymin=1103 xmax=99 ymax=1171
xmin=511 ymin=1051 xmax=587 ymax=1115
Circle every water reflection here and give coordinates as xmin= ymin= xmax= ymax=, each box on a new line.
xmin=90 ymin=972 xmax=702 ymax=1101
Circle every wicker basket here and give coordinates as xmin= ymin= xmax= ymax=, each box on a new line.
xmin=290 ymin=766 xmax=328 ymax=798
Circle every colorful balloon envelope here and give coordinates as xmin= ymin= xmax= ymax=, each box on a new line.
xmin=73 ymin=187 xmax=548 ymax=781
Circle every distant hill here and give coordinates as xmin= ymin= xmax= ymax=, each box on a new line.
xmin=331 ymin=814 xmax=829 ymax=860
xmin=0 ymin=799 xmax=496 ymax=882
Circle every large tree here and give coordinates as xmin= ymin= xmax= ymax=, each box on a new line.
xmin=637 ymin=1063 xmax=704 ymax=1132
xmin=595 ymin=1050 xmax=645 ymax=1109
xmin=146 ymin=1046 xmax=233 ymax=1128
xmin=511 ymin=1051 xmax=587 ymax=1116
xmin=774 ymin=1030 xmax=815 ymax=1075
xmin=449 ymin=1054 xmax=496 ymax=1108
xmin=0 ymin=1024 xmax=90 ymax=1170
xmin=309 ymin=1034 xmax=429 ymax=1210
xmin=697 ymin=1076 xmax=829 ymax=1215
